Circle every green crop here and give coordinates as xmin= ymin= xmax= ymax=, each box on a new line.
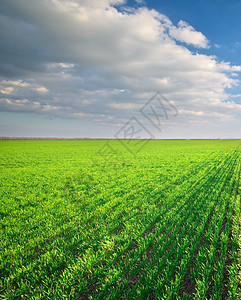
xmin=0 ymin=140 xmax=240 ymax=299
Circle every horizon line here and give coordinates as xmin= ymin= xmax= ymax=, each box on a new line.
xmin=1 ymin=137 xmax=241 ymax=141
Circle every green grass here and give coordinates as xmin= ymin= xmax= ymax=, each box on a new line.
xmin=0 ymin=140 xmax=240 ymax=299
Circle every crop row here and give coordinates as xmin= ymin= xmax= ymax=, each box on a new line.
xmin=87 ymin=148 xmax=240 ymax=299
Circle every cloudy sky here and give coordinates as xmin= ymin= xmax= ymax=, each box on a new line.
xmin=1 ymin=0 xmax=241 ymax=138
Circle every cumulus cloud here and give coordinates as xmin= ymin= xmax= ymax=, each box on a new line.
xmin=0 ymin=87 xmax=15 ymax=95
xmin=0 ymin=0 xmax=241 ymax=137
xmin=35 ymin=86 xmax=49 ymax=93
xmin=1 ymin=80 xmax=30 ymax=87
xmin=169 ymin=20 xmax=209 ymax=48
xmin=0 ymin=80 xmax=49 ymax=97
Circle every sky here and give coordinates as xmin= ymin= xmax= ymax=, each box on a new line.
xmin=1 ymin=0 xmax=241 ymax=139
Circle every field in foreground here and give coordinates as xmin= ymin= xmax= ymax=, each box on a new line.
xmin=0 ymin=140 xmax=241 ymax=299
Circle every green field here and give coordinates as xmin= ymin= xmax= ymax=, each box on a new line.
xmin=0 ymin=140 xmax=240 ymax=299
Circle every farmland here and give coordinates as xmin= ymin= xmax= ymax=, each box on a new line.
xmin=0 ymin=139 xmax=240 ymax=299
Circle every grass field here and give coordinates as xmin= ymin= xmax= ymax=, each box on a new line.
xmin=0 ymin=140 xmax=241 ymax=299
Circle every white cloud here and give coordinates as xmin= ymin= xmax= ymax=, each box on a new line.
xmin=0 ymin=80 xmax=49 ymax=95
xmin=169 ymin=20 xmax=209 ymax=48
xmin=59 ymin=63 xmax=74 ymax=68
xmin=0 ymin=87 xmax=15 ymax=94
xmin=109 ymin=102 xmax=138 ymax=110
xmin=35 ymin=87 xmax=49 ymax=93
xmin=42 ymin=104 xmax=60 ymax=111
xmin=179 ymin=109 xmax=204 ymax=116
xmin=229 ymin=93 xmax=241 ymax=98
xmin=1 ymin=80 xmax=30 ymax=88
xmin=14 ymin=99 xmax=29 ymax=104
xmin=135 ymin=0 xmax=145 ymax=4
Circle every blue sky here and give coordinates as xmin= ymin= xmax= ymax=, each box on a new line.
xmin=145 ymin=0 xmax=241 ymax=64
xmin=0 ymin=0 xmax=241 ymax=138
